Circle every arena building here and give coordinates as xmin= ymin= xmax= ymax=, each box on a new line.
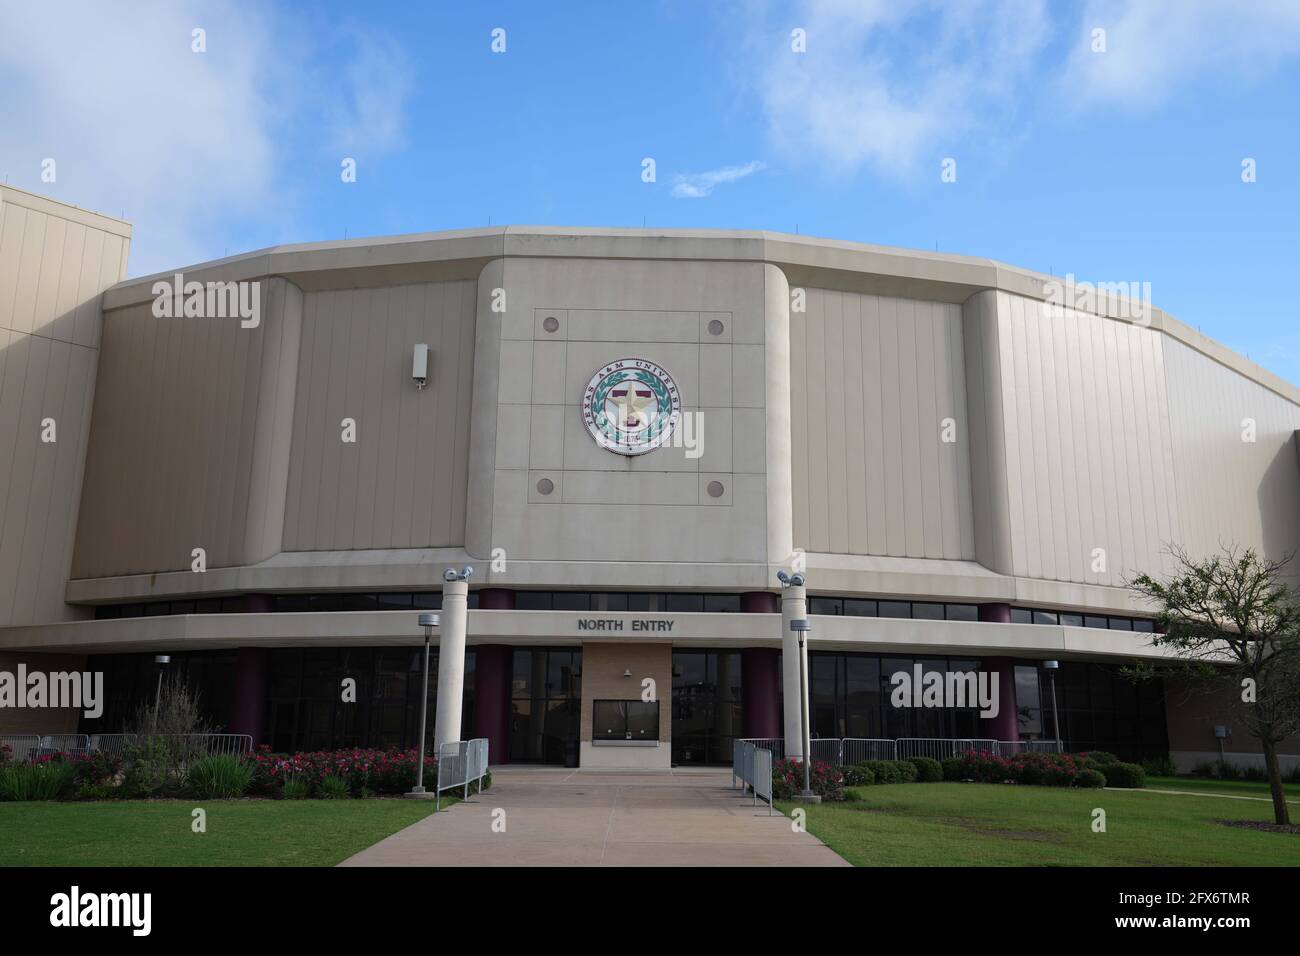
xmin=1 ymin=183 xmax=1298 ymax=771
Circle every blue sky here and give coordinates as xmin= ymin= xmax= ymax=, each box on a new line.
xmin=2 ymin=0 xmax=1299 ymax=382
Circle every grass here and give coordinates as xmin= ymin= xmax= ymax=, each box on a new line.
xmin=777 ymin=783 xmax=1300 ymax=866
xmin=0 ymin=798 xmax=447 ymax=866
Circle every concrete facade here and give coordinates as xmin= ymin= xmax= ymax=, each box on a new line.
xmin=1 ymin=212 xmax=1298 ymax=770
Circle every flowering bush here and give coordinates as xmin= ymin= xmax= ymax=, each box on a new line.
xmin=247 ymin=747 xmax=438 ymax=797
xmin=942 ymin=750 xmax=1123 ymax=789
xmin=771 ymin=758 xmax=845 ymax=801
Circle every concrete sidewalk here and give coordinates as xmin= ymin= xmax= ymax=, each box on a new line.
xmin=339 ymin=767 xmax=849 ymax=867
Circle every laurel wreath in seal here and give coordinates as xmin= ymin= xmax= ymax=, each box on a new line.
xmin=592 ymin=368 xmax=674 ymax=445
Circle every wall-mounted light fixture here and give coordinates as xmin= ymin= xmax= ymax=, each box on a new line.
xmin=413 ymin=344 xmax=430 ymax=390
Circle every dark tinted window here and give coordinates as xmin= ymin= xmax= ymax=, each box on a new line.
xmin=703 ymin=594 xmax=740 ymax=613
xmin=1059 ymin=613 xmax=1084 ymax=627
xmin=878 ymin=601 xmax=911 ymax=619
xmin=1084 ymin=615 xmax=1108 ymax=629
xmin=551 ymin=592 xmax=590 ymax=611
xmin=945 ymin=604 xmax=977 ymax=622
xmin=1033 ymin=610 xmax=1059 ymax=625
xmin=666 ymin=593 xmax=704 ymax=612
xmin=1108 ymin=617 xmax=1133 ymax=631
xmin=809 ymin=597 xmax=842 ymax=615
xmin=515 ymin=592 xmax=551 ymax=610
xmin=1132 ymin=619 xmax=1155 ymax=633
xmin=1010 ymin=608 xmax=1033 ymax=624
xmin=843 ymin=599 xmax=877 ymax=617
xmin=912 ymin=602 xmax=944 ymax=620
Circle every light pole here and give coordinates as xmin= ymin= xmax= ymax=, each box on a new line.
xmin=1043 ymin=660 xmax=1062 ymax=753
xmin=406 ymin=612 xmax=440 ymax=799
xmin=152 ymin=655 xmax=171 ymax=732
xmin=791 ymin=618 xmax=815 ymax=799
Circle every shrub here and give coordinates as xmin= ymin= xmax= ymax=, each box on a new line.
xmin=1011 ymin=752 xmax=1085 ymax=787
xmin=1077 ymin=768 xmax=1106 ymax=788
xmin=0 ymin=743 xmax=11 ymax=765
xmin=907 ymin=756 xmax=944 ymax=782
xmin=839 ymin=764 xmax=876 ymax=787
xmin=1099 ymin=762 xmax=1145 ymax=789
xmin=771 ymin=758 xmax=845 ymax=801
xmin=282 ymin=776 xmax=310 ymax=800
xmin=1077 ymin=750 xmax=1119 ymax=765
xmin=1140 ymin=755 xmax=1178 ymax=777
xmin=318 ymin=776 xmax=350 ymax=799
xmin=941 ymin=756 xmax=963 ymax=781
xmin=0 ymin=760 xmax=75 ymax=801
xmin=859 ymin=760 xmax=918 ymax=784
xmin=248 ymin=747 xmax=437 ymax=797
xmin=185 ymin=754 xmax=254 ymax=799
xmin=951 ymin=751 xmax=1014 ymax=784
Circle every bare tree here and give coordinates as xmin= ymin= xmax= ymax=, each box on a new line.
xmin=1129 ymin=545 xmax=1300 ymax=826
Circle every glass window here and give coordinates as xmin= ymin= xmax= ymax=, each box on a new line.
xmin=878 ymin=601 xmax=911 ymax=619
xmin=626 ymin=592 xmax=664 ymax=612
xmin=666 ymin=593 xmax=704 ymax=612
xmin=591 ymin=592 xmax=628 ymax=612
xmin=912 ymin=602 xmax=944 ymax=620
xmin=593 ymin=699 xmax=660 ymax=741
xmin=551 ymin=592 xmax=590 ymax=611
xmin=945 ymin=604 xmax=977 ymax=621
xmin=1108 ymin=617 xmax=1133 ymax=631
xmin=843 ymin=599 xmax=877 ymax=617
xmin=809 ymin=597 xmax=842 ymax=615
xmin=1010 ymin=607 xmax=1033 ymax=624
xmin=1014 ymin=665 xmax=1042 ymax=736
xmin=1059 ymin=613 xmax=1084 ymax=627
xmin=514 ymin=592 xmax=551 ymax=610
xmin=1084 ymin=615 xmax=1108 ymax=629
xmin=1132 ymin=618 xmax=1155 ymax=633
xmin=412 ymin=592 xmax=442 ymax=610
xmin=1033 ymin=610 xmax=1059 ymax=625
xmin=703 ymin=594 xmax=740 ymax=613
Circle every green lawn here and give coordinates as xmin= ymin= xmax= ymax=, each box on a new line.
xmin=0 ymin=799 xmax=445 ymax=866
xmin=778 ymin=783 xmax=1300 ymax=866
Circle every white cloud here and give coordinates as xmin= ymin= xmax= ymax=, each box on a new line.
xmin=671 ymin=160 xmax=767 ymax=198
xmin=1061 ymin=0 xmax=1300 ymax=110
xmin=744 ymin=0 xmax=1050 ymax=177
xmin=0 ymin=1 xmax=411 ymax=277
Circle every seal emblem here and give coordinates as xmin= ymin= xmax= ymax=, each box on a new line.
xmin=581 ymin=358 xmax=682 ymax=455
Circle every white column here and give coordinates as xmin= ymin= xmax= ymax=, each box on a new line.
xmin=781 ymin=583 xmax=807 ymax=759
xmin=433 ymin=578 xmax=469 ymax=751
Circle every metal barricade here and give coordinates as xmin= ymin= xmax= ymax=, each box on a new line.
xmin=0 ymin=735 xmax=41 ymax=763
xmin=841 ymin=738 xmax=897 ymax=763
xmin=434 ymin=738 xmax=490 ymax=811
xmin=739 ymin=737 xmax=783 ymax=761
xmin=895 ymin=738 xmax=998 ymax=761
xmin=809 ymin=738 xmax=842 ymax=765
xmin=731 ymin=740 xmax=774 ymax=815
xmin=88 ymin=733 xmax=253 ymax=760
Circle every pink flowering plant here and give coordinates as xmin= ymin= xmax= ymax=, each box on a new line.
xmin=771 ymin=757 xmax=846 ymax=801
xmin=247 ymin=746 xmax=438 ymax=797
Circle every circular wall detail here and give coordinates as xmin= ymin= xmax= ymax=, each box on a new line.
xmin=536 ymin=477 xmax=554 ymax=495
xmin=707 ymin=318 xmax=724 ymax=336
xmin=542 ymin=315 xmax=560 ymax=333
xmin=706 ymin=480 xmax=725 ymax=498
xmin=581 ymin=358 xmax=682 ymax=455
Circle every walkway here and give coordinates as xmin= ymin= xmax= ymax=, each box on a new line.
xmin=339 ymin=767 xmax=849 ymax=867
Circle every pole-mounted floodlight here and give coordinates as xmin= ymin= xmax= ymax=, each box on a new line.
xmin=407 ymin=612 xmax=441 ymax=797
xmin=1042 ymin=660 xmax=1062 ymax=753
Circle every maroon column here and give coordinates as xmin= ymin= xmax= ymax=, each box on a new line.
xmin=976 ymin=605 xmax=1018 ymax=741
xmin=740 ymin=591 xmax=781 ymax=739
xmin=473 ymin=588 xmax=514 ymax=764
xmin=229 ymin=647 xmax=269 ymax=746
